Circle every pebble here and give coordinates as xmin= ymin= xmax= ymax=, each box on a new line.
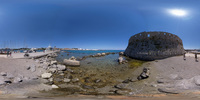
xmin=52 ymin=84 xmax=59 ymax=89
xmin=63 ymin=78 xmax=71 ymax=83
xmin=72 ymin=78 xmax=79 ymax=82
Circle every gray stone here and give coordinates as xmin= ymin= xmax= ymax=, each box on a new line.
xmin=82 ymin=84 xmax=94 ymax=89
xmin=63 ymin=59 xmax=80 ymax=66
xmin=31 ymin=65 xmax=36 ymax=72
xmin=72 ymin=78 xmax=79 ymax=82
xmin=63 ymin=78 xmax=71 ymax=83
xmin=49 ymin=78 xmax=53 ymax=82
xmin=51 ymin=61 xmax=57 ymax=65
xmin=52 ymin=84 xmax=59 ymax=89
xmin=57 ymin=64 xmax=66 ymax=71
xmin=52 ymin=64 xmax=57 ymax=68
xmin=49 ymin=68 xmax=57 ymax=73
xmin=26 ymin=66 xmax=31 ymax=70
xmin=0 ymin=72 xmax=7 ymax=76
xmin=66 ymin=68 xmax=74 ymax=73
xmin=137 ymin=67 xmax=150 ymax=80
xmin=101 ymin=53 xmax=106 ymax=56
xmin=6 ymin=73 xmax=14 ymax=79
xmin=13 ymin=77 xmax=23 ymax=83
xmin=0 ymin=76 xmax=6 ymax=85
xmin=193 ymin=76 xmax=200 ymax=86
xmin=115 ymin=90 xmax=129 ymax=95
xmin=114 ymin=83 xmax=127 ymax=89
xmin=41 ymin=73 xmax=52 ymax=79
xmin=97 ymin=53 xmax=101 ymax=56
xmin=95 ymin=79 xmax=101 ymax=83
xmin=69 ymin=56 xmax=76 ymax=60
xmin=118 ymin=57 xmax=123 ymax=64
xmin=119 ymin=52 xmax=124 ymax=55
xmin=158 ymin=88 xmax=179 ymax=94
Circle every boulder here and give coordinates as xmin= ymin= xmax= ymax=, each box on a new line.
xmin=41 ymin=73 xmax=52 ymax=79
xmin=193 ymin=76 xmax=200 ymax=86
xmin=51 ymin=61 xmax=57 ymax=65
xmin=49 ymin=68 xmax=57 ymax=73
xmin=97 ymin=53 xmax=101 ymax=56
xmin=63 ymin=78 xmax=71 ymax=83
xmin=13 ymin=77 xmax=23 ymax=83
xmin=63 ymin=59 xmax=80 ymax=66
xmin=57 ymin=64 xmax=66 ymax=71
xmin=69 ymin=56 xmax=76 ymax=60
xmin=101 ymin=53 xmax=106 ymax=56
xmin=119 ymin=52 xmax=124 ymax=55
xmin=137 ymin=67 xmax=150 ymax=80
xmin=118 ymin=57 xmax=123 ymax=64
xmin=0 ymin=72 xmax=7 ymax=76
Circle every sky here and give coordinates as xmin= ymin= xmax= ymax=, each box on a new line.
xmin=0 ymin=0 xmax=199 ymax=49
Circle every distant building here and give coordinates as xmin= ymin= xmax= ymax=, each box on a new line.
xmin=46 ymin=45 xmax=53 ymax=52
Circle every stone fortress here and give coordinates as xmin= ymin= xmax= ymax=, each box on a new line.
xmin=124 ymin=31 xmax=184 ymax=60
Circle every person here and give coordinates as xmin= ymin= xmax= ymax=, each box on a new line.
xmin=195 ymin=53 xmax=198 ymax=62
xmin=183 ymin=52 xmax=186 ymax=60
xmin=7 ymin=51 xmax=9 ymax=57
xmin=9 ymin=51 xmax=12 ymax=57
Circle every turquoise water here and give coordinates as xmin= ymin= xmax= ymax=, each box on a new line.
xmin=56 ymin=50 xmax=124 ymax=62
xmin=56 ymin=50 xmax=125 ymax=69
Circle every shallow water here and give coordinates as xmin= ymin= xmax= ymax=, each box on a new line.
xmin=51 ymin=50 xmax=146 ymax=95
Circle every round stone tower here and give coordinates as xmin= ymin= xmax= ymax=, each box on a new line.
xmin=124 ymin=31 xmax=184 ymax=60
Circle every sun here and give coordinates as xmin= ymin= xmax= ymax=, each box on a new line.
xmin=168 ymin=9 xmax=187 ymax=17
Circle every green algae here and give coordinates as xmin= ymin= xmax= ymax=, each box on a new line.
xmin=127 ymin=59 xmax=145 ymax=68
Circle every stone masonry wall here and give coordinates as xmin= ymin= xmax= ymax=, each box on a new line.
xmin=124 ymin=31 xmax=184 ymax=60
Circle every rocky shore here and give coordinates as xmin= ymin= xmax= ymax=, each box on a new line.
xmin=0 ymin=51 xmax=200 ymax=99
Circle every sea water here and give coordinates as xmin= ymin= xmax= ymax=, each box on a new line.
xmin=56 ymin=50 xmax=124 ymax=68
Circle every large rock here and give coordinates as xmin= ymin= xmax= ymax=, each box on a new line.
xmin=51 ymin=61 xmax=57 ymax=65
xmin=0 ymin=72 xmax=7 ymax=76
xmin=124 ymin=31 xmax=184 ymax=61
xmin=101 ymin=53 xmax=106 ymax=56
xmin=63 ymin=59 xmax=80 ymax=66
xmin=57 ymin=64 xmax=66 ymax=71
xmin=137 ymin=67 xmax=150 ymax=80
xmin=41 ymin=73 xmax=52 ymax=79
xmin=118 ymin=57 xmax=123 ymax=64
xmin=193 ymin=76 xmax=200 ymax=86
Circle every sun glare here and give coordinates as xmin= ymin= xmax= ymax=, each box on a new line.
xmin=168 ymin=9 xmax=187 ymax=17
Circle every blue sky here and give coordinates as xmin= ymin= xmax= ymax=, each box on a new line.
xmin=0 ymin=0 xmax=199 ymax=49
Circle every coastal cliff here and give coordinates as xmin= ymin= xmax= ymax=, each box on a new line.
xmin=124 ymin=31 xmax=184 ymax=60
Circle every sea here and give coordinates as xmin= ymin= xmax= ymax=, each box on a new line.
xmin=56 ymin=50 xmax=125 ymax=69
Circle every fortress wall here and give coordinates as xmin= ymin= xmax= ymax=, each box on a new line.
xmin=125 ymin=31 xmax=184 ymax=60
